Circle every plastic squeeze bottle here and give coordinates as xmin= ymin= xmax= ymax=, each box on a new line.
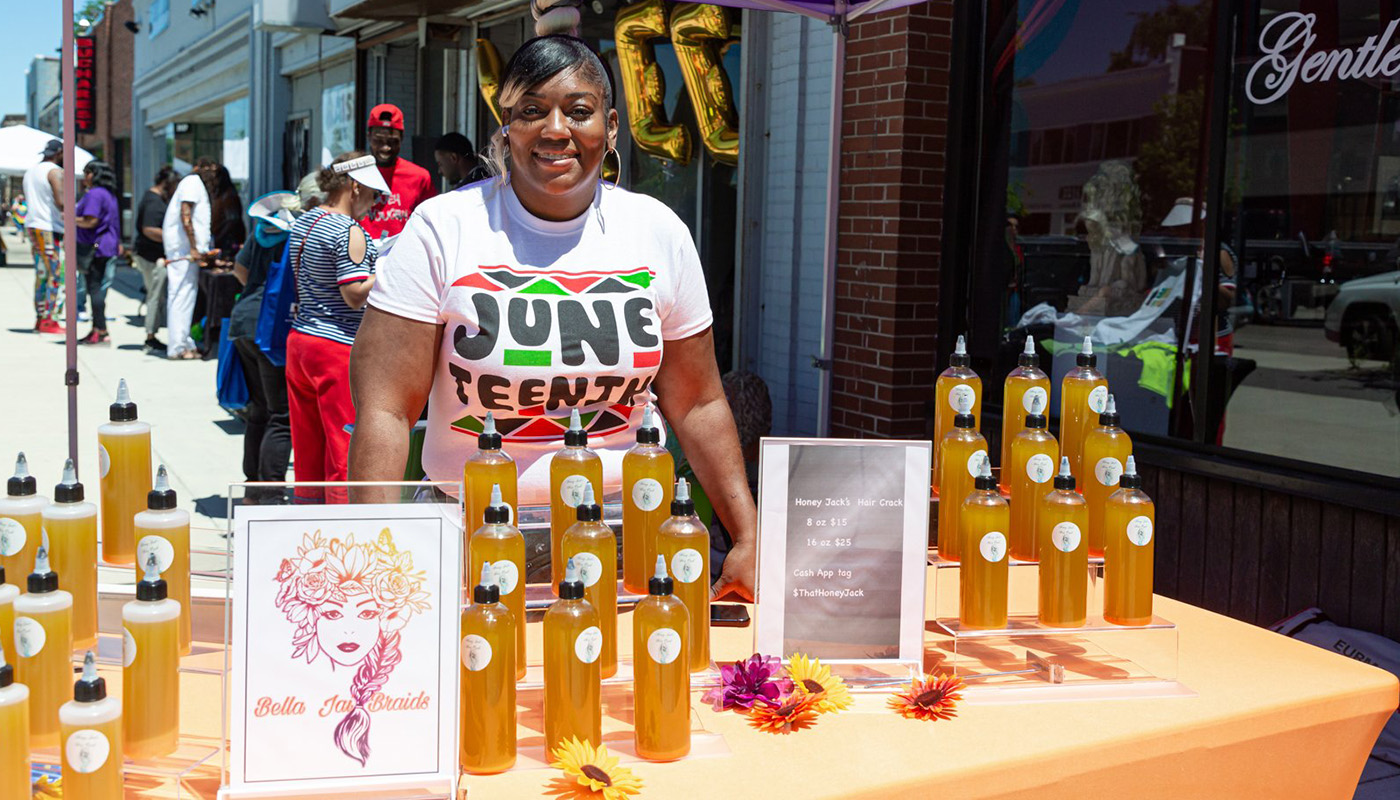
xmin=0 ymin=453 xmax=46 ymax=591
xmin=0 ymin=641 xmax=29 ymax=800
xmin=122 ymin=553 xmax=181 ymax=760
xmin=634 ymin=555 xmax=691 ymax=761
xmin=1082 ymin=394 xmax=1132 ymax=558
xmin=561 ymin=483 xmax=618 ymax=679
xmin=543 ymin=559 xmax=602 ymax=751
xmin=936 ymin=413 xmax=987 ymax=562
xmin=134 ymin=466 xmax=191 ymax=655
xmin=1105 ymin=456 xmax=1156 ymax=626
xmin=469 ymin=484 xmax=526 ymax=679
xmin=1037 ymin=458 xmax=1088 ymax=628
xmin=959 ymin=459 xmax=1009 ymax=629
xmin=550 ymin=409 xmax=604 ymax=591
xmin=460 ymin=562 xmax=517 ymax=775
xmin=0 ymin=565 xmax=16 ymax=672
xmin=463 ymin=412 xmax=518 ymax=538
xmin=59 ymin=651 xmax=123 ymax=800
xmin=98 ymin=379 xmax=153 ymax=565
xmin=932 ymin=335 xmax=981 ymax=495
xmin=622 ymin=405 xmax=674 ymax=595
xmin=1000 ymin=336 xmax=1050 ymax=491
xmin=44 ymin=459 xmax=99 ymax=649
xmin=654 ymin=477 xmax=710 ymax=672
xmin=14 ymin=537 xmax=72 ymax=747
xmin=1058 ymin=337 xmax=1109 ymax=480
xmin=1008 ymin=396 xmax=1058 ymax=562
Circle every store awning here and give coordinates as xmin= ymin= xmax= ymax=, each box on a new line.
xmin=332 ymin=0 xmax=503 ymax=20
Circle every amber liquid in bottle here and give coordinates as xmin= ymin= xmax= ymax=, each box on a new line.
xmin=0 ymin=579 xmax=16 ymax=670
xmin=543 ymin=561 xmax=602 ymax=751
xmin=561 ymin=484 xmax=618 ymax=679
xmin=463 ymin=413 xmax=518 ymax=543
xmin=122 ymin=556 xmax=180 ymax=761
xmin=14 ymin=545 xmax=72 ymax=748
xmin=44 ymin=460 xmax=99 ymax=649
xmin=936 ymin=415 xmax=987 ymax=562
xmin=1105 ymin=457 xmax=1156 ymax=626
xmin=654 ymin=478 xmax=709 ymax=672
xmin=1058 ymin=337 xmax=1108 ymax=480
xmin=0 ymin=645 xmax=30 ymax=800
xmin=932 ymin=335 xmax=982 ymax=495
xmin=98 ymin=380 xmax=153 ymax=566
xmin=1000 ymin=337 xmax=1050 ymax=492
xmin=469 ymin=485 xmax=527 ymax=679
xmin=134 ymin=466 xmax=191 ymax=655
xmin=634 ymin=555 xmax=691 ymax=761
xmin=622 ymin=406 xmax=674 ymax=595
xmin=460 ymin=563 xmax=517 ymax=775
xmin=0 ymin=453 xmax=47 ymax=593
xmin=1008 ymin=405 xmax=1058 ymax=562
xmin=550 ymin=409 xmax=604 ymax=592
xmin=959 ymin=464 xmax=1010 ymax=629
xmin=1037 ymin=458 xmax=1088 ymax=628
xmin=1082 ymin=395 xmax=1132 ymax=558
xmin=60 ymin=653 xmax=123 ymax=800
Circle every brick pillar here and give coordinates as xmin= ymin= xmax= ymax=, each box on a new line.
xmin=830 ymin=3 xmax=953 ymax=439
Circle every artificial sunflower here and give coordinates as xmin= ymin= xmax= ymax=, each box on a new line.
xmin=888 ymin=673 xmax=964 ymax=722
xmin=550 ymin=737 xmax=643 ymax=799
xmin=786 ymin=653 xmax=853 ymax=714
xmin=746 ymin=692 xmax=821 ymax=734
xmin=32 ymin=776 xmax=62 ymax=799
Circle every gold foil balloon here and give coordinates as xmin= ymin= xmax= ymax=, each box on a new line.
xmin=615 ymin=0 xmax=693 ymax=164
xmin=477 ymin=38 xmax=505 ymax=124
xmin=671 ymin=4 xmax=739 ymax=165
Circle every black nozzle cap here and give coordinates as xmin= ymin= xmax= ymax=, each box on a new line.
xmin=1077 ymin=351 xmax=1096 ymax=368
xmin=670 ymin=495 xmax=694 ymax=517
xmin=483 ymin=501 xmax=510 ymax=525
xmin=1025 ymin=413 xmax=1047 ymax=429
xmin=74 ymin=671 xmax=106 ymax=703
xmin=1099 ymin=408 xmax=1121 ymax=427
xmin=575 ymin=497 xmax=602 ymax=523
xmin=1119 ymin=471 xmax=1143 ymax=490
xmin=148 ymin=485 xmax=176 ymax=511
xmin=1054 ymin=471 xmax=1077 ymax=491
xmin=110 ymin=399 xmax=138 ymax=422
xmin=1019 ymin=349 xmax=1038 ymax=368
xmin=649 ymin=571 xmax=673 ymax=596
xmin=7 ymin=474 xmax=35 ymax=497
xmin=564 ymin=427 xmax=588 ymax=448
xmin=954 ymin=413 xmax=976 ymax=429
xmin=558 ymin=574 xmax=584 ymax=600
xmin=136 ymin=574 xmax=168 ymax=602
xmin=473 ymin=579 xmax=500 ymax=605
xmin=28 ymin=567 xmax=58 ymax=594
xmin=0 ymin=661 xmax=11 ymax=688
xmin=636 ymin=425 xmax=660 ymax=446
xmin=0 ymin=565 xmax=5 ymax=585
xmin=974 ymin=472 xmax=997 ymax=491
xmin=54 ymin=480 xmax=84 ymax=503
xmin=478 ymin=431 xmax=502 ymax=451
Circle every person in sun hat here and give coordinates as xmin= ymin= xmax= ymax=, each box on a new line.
xmin=360 ymin=103 xmax=436 ymax=242
xmin=286 ymin=153 xmax=388 ymax=502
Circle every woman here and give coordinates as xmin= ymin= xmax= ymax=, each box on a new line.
xmin=287 ymin=153 xmax=387 ymax=501
xmin=209 ymin=164 xmax=247 ymax=264
xmin=74 ymin=161 xmax=122 ymax=345
xmin=348 ymin=5 xmax=757 ymax=600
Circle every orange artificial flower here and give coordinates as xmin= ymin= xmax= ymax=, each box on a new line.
xmin=888 ymin=674 xmax=964 ymax=722
xmin=746 ymin=692 xmax=821 ymax=734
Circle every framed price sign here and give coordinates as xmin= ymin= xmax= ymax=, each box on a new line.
xmin=753 ymin=438 xmax=931 ymax=666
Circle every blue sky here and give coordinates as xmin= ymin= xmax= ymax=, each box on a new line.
xmin=1 ymin=5 xmax=63 ymax=122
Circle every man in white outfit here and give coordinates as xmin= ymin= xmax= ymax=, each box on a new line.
xmin=161 ymin=158 xmax=216 ymax=359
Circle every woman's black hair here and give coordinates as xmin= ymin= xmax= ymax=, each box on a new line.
xmin=502 ymin=34 xmax=615 ymax=110
xmin=83 ymin=160 xmax=117 ymax=195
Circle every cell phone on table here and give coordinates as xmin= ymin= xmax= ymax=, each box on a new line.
xmin=711 ymin=604 xmax=750 ymax=627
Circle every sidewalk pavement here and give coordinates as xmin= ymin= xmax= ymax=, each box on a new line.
xmin=0 ymin=226 xmax=243 ymax=585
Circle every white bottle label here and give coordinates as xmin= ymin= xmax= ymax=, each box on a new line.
xmin=631 ymin=478 xmax=665 ymax=512
xmin=1087 ymin=385 xmax=1109 ymax=414
xmin=966 ymin=449 xmax=988 ymax=478
xmin=0 ymin=518 xmax=25 ymax=557
xmin=66 ymin=729 xmax=111 ymax=774
xmin=14 ymin=616 xmax=45 ymax=658
xmin=98 ymin=443 xmax=111 ymax=479
xmin=949 ymin=384 xmax=977 ymax=414
xmin=123 ymin=627 xmax=137 ymax=668
xmin=461 ymin=634 xmax=492 ymax=672
xmin=979 ymin=532 xmax=1007 ymax=563
xmin=1021 ymin=386 xmax=1049 ymax=415
xmin=1052 ymin=522 xmax=1082 ymax=553
xmin=489 ymin=560 xmax=520 ymax=596
xmin=560 ymin=475 xmax=591 ymax=508
xmin=572 ymin=552 xmax=604 ymax=588
xmin=1127 ymin=515 xmax=1154 ymax=547
xmin=575 ymin=626 xmax=603 ymax=664
xmin=1095 ymin=457 xmax=1124 ymax=487
xmin=138 ymin=535 xmax=175 ymax=574
xmin=647 ymin=628 xmax=683 ymax=665
xmin=1026 ymin=454 xmax=1055 ymax=484
xmin=671 ymin=549 xmax=704 ymax=584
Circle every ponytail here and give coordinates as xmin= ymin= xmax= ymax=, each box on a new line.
xmin=333 ymin=630 xmax=403 ymax=767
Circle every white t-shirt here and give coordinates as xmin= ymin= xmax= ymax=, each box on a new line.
xmin=161 ymin=174 xmax=211 ymax=262
xmin=371 ymin=182 xmax=713 ymax=505
xmin=22 ymin=161 xmax=62 ymax=234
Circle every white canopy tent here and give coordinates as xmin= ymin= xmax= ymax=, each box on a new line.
xmin=0 ymin=124 xmax=93 ymax=177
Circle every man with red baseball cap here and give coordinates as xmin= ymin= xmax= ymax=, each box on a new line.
xmin=360 ymin=103 xmax=436 ymax=241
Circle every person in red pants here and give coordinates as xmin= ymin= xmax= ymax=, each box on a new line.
xmin=285 ymin=152 xmax=388 ymax=502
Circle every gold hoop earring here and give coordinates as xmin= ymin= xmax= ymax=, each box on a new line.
xmin=601 ymin=147 xmax=621 ymax=189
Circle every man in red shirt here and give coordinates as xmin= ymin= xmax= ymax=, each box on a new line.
xmin=360 ymin=103 xmax=436 ymax=241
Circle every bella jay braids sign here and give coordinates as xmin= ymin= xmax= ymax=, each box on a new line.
xmin=1248 ymin=13 xmax=1400 ymax=104
xmin=75 ymin=36 xmax=96 ymax=134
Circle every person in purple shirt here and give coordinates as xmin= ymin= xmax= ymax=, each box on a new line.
xmin=75 ymin=161 xmax=122 ymax=344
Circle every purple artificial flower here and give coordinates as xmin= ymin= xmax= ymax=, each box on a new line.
xmin=701 ymin=654 xmax=794 ymax=711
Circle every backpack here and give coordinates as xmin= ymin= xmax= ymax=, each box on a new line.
xmin=254 ymin=239 xmax=294 ymax=366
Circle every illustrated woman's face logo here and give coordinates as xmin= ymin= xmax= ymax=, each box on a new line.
xmin=316 ymin=592 xmax=382 ymax=667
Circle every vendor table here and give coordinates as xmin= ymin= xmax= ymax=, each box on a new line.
xmin=118 ymin=566 xmax=1396 ymax=799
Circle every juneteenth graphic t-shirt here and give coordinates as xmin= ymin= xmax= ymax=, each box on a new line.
xmin=370 ymin=180 xmax=713 ymax=505
xmin=359 ymin=157 xmax=436 ymax=241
